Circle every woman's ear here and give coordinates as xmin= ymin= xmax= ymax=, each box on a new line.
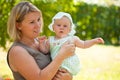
xmin=16 ymin=22 xmax=21 ymax=30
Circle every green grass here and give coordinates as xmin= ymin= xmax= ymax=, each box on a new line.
xmin=73 ymin=45 xmax=120 ymax=80
xmin=0 ymin=45 xmax=120 ymax=80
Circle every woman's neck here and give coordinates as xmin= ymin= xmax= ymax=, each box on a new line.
xmin=20 ymin=37 xmax=39 ymax=50
xmin=20 ymin=37 xmax=37 ymax=47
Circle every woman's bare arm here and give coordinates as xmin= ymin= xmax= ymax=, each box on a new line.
xmin=52 ymin=69 xmax=72 ymax=80
xmin=9 ymin=42 xmax=75 ymax=80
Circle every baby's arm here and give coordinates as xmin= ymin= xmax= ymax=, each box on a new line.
xmin=38 ymin=36 xmax=50 ymax=54
xmin=74 ymin=36 xmax=104 ymax=49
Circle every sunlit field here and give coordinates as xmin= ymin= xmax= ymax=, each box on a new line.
xmin=74 ymin=45 xmax=120 ymax=80
xmin=0 ymin=48 xmax=13 ymax=79
xmin=0 ymin=45 xmax=120 ymax=80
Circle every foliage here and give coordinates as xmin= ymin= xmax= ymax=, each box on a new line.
xmin=31 ymin=0 xmax=75 ymax=36
xmin=74 ymin=3 xmax=120 ymax=46
xmin=0 ymin=0 xmax=15 ymax=48
xmin=0 ymin=0 xmax=119 ymax=49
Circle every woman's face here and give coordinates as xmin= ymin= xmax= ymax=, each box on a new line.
xmin=19 ymin=12 xmax=41 ymax=39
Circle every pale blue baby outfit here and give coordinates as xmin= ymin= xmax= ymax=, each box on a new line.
xmin=49 ymin=35 xmax=80 ymax=75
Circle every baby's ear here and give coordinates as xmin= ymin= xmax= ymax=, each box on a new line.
xmin=52 ymin=26 xmax=55 ymax=32
xmin=69 ymin=27 xmax=71 ymax=32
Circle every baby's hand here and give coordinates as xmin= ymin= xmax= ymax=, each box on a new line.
xmin=96 ymin=37 xmax=104 ymax=44
xmin=38 ymin=36 xmax=47 ymax=44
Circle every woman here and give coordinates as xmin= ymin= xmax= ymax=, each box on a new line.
xmin=0 ymin=77 xmax=3 ymax=80
xmin=7 ymin=1 xmax=75 ymax=80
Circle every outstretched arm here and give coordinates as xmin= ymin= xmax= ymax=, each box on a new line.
xmin=74 ymin=36 xmax=104 ymax=49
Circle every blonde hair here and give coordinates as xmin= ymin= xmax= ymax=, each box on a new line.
xmin=7 ymin=1 xmax=43 ymax=41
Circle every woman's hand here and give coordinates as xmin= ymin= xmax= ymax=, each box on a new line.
xmin=52 ymin=68 xmax=72 ymax=80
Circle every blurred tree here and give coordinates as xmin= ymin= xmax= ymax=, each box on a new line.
xmin=74 ymin=2 xmax=120 ymax=45
xmin=32 ymin=0 xmax=75 ymax=36
xmin=0 ymin=0 xmax=16 ymax=48
xmin=0 ymin=0 xmax=119 ymax=49
xmin=0 ymin=0 xmax=75 ymax=49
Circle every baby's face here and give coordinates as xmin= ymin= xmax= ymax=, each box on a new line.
xmin=53 ymin=16 xmax=71 ymax=38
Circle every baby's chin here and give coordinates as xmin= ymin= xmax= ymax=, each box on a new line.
xmin=59 ymin=35 xmax=68 ymax=38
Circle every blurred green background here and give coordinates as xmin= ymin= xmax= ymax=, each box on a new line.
xmin=0 ymin=0 xmax=120 ymax=80
xmin=0 ymin=0 xmax=120 ymax=49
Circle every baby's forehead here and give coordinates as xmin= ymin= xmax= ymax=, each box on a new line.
xmin=62 ymin=15 xmax=70 ymax=18
xmin=54 ymin=16 xmax=71 ymax=22
xmin=54 ymin=16 xmax=72 ymax=26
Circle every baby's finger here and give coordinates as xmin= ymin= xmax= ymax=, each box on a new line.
xmin=38 ymin=36 xmax=47 ymax=40
xmin=59 ymin=68 xmax=68 ymax=73
xmin=98 ymin=38 xmax=104 ymax=44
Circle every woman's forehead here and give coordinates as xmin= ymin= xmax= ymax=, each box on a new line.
xmin=24 ymin=12 xmax=41 ymax=20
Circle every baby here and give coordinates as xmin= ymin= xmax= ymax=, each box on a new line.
xmin=38 ymin=12 xmax=104 ymax=75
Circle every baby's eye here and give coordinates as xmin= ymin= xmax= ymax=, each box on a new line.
xmin=64 ymin=25 xmax=67 ymax=27
xmin=57 ymin=24 xmax=61 ymax=26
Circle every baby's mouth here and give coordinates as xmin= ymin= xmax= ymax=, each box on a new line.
xmin=59 ymin=31 xmax=63 ymax=33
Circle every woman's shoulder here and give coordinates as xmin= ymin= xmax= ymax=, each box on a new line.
xmin=8 ymin=41 xmax=30 ymax=57
xmin=9 ymin=44 xmax=29 ymax=58
xmin=9 ymin=41 xmax=26 ymax=51
xmin=10 ymin=44 xmax=26 ymax=52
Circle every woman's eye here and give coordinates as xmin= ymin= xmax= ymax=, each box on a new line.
xmin=30 ymin=21 xmax=34 ymax=23
xmin=38 ymin=18 xmax=40 ymax=22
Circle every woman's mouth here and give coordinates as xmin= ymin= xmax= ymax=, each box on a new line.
xmin=34 ymin=30 xmax=39 ymax=34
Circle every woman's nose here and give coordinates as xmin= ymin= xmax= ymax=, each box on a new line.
xmin=36 ymin=22 xmax=41 ymax=28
